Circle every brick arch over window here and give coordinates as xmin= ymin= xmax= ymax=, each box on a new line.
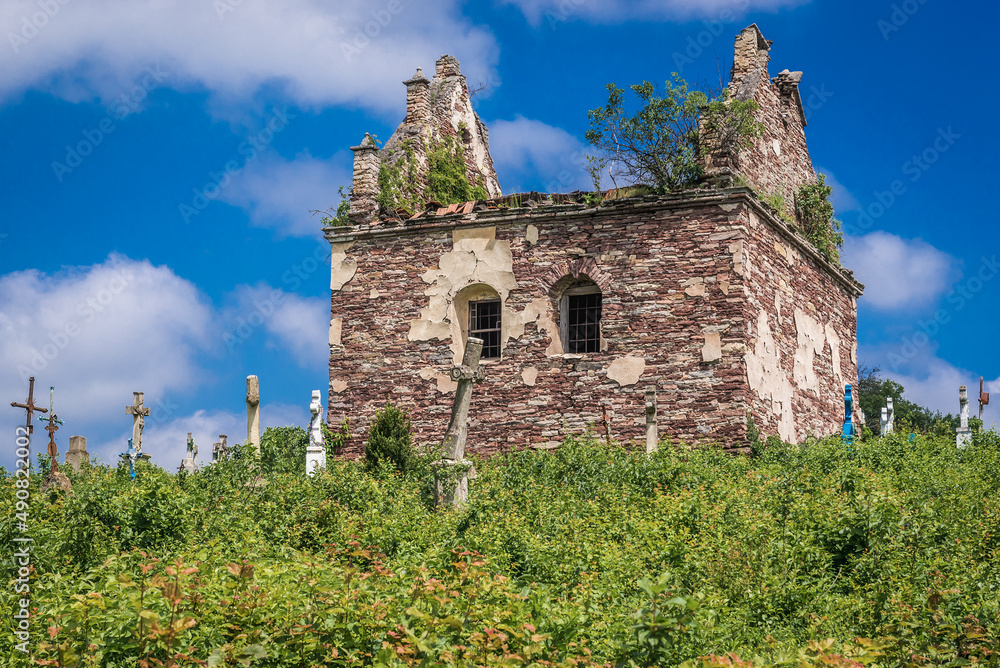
xmin=539 ymin=258 xmax=613 ymax=300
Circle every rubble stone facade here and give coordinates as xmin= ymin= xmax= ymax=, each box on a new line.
xmin=327 ymin=26 xmax=863 ymax=456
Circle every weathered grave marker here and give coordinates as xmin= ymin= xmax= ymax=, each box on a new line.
xmin=125 ymin=392 xmax=150 ymax=456
xmin=886 ymin=397 xmax=895 ymax=433
xmin=65 ymin=436 xmax=89 ymax=471
xmin=247 ymin=375 xmax=261 ymax=454
xmin=306 ymin=390 xmax=326 ymax=476
xmin=841 ymin=384 xmax=854 ymax=445
xmin=957 ymin=385 xmax=972 ymax=448
xmin=213 ymin=435 xmax=228 ymax=462
xmin=435 ymin=337 xmax=485 ymax=507
xmin=119 ymin=438 xmax=149 ymax=481
xmin=11 ymin=376 xmax=47 ymax=437
xmin=179 ymin=432 xmax=198 ymax=473
xmin=645 ymin=389 xmax=658 ymax=454
xmin=38 ymin=387 xmax=71 ymax=493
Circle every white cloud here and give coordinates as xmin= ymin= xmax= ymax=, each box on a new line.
xmin=842 ymin=232 xmax=957 ymax=311
xmin=488 ymin=116 xmax=595 ymax=193
xmin=816 ymin=167 xmax=860 ymax=212
xmin=498 ymin=0 xmax=807 ymax=26
xmin=223 ymin=284 xmax=329 ymax=369
xmin=0 ymin=0 xmax=498 ymax=113
xmin=220 ymin=152 xmax=352 ymax=237
xmin=0 ymin=254 xmax=213 ymax=437
xmin=886 ymin=360 xmax=999 ymax=424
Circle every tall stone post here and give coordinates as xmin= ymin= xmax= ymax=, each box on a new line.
xmin=403 ymin=68 xmax=430 ymax=124
xmin=65 ymin=435 xmax=89 ymax=471
xmin=435 ymin=337 xmax=485 ymax=507
xmin=957 ymin=386 xmax=972 ymax=448
xmin=246 ymin=375 xmax=261 ymax=454
xmin=349 ymin=134 xmax=380 ymax=224
xmin=306 ymin=391 xmax=326 ymax=477
xmin=645 ymin=389 xmax=658 ymax=454
xmin=885 ymin=397 xmax=895 ymax=433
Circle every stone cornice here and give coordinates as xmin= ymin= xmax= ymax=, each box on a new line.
xmin=323 ymin=187 xmax=864 ymax=298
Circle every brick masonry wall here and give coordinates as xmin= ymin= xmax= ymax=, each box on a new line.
xmin=326 ymin=190 xmax=861 ymax=458
xmin=740 ymin=198 xmax=860 ymax=442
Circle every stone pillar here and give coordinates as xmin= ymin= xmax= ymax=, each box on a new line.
xmin=403 ymin=68 xmax=430 ymax=124
xmin=65 ymin=435 xmax=89 ymax=471
xmin=730 ymin=24 xmax=771 ymax=82
xmin=880 ymin=407 xmax=888 ymax=435
xmin=645 ymin=389 xmax=658 ymax=454
xmin=180 ymin=432 xmax=198 ymax=474
xmin=349 ymin=133 xmax=380 ymax=224
xmin=246 ymin=375 xmax=261 ymax=454
xmin=957 ymin=386 xmax=972 ymax=448
xmin=306 ymin=391 xmax=326 ymax=476
xmin=885 ymin=397 xmax=895 ymax=434
xmin=435 ymin=54 xmax=462 ymax=78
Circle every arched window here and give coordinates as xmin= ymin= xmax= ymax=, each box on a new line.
xmin=454 ymin=284 xmax=502 ymax=359
xmin=560 ymin=279 xmax=603 ymax=353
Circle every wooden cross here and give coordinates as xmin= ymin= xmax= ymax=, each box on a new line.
xmin=125 ymin=392 xmax=151 ymax=455
xmin=37 ymin=387 xmax=64 ymax=474
xmin=10 ymin=376 xmax=47 ymax=436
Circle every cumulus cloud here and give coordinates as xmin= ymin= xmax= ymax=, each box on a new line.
xmin=0 ymin=254 xmax=213 ymax=433
xmin=222 ymin=284 xmax=329 ymax=369
xmin=220 ymin=152 xmax=352 ymax=237
xmin=842 ymin=232 xmax=957 ymax=311
xmin=498 ymin=0 xmax=808 ymax=26
xmin=886 ymin=360 xmax=999 ymax=422
xmin=489 ymin=116 xmax=595 ymax=193
xmin=0 ymin=0 xmax=498 ymax=113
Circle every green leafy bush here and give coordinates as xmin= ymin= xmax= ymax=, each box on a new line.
xmin=795 ymin=173 xmax=844 ymax=264
xmin=364 ymin=401 xmax=416 ymax=475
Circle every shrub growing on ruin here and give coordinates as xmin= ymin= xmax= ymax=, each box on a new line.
xmin=795 ymin=173 xmax=844 ymax=264
xmin=586 ymin=74 xmax=762 ymax=193
xmin=364 ymin=401 xmax=416 ymax=475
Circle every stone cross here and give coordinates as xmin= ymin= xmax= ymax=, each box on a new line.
xmin=306 ymin=390 xmax=326 ymax=476
xmin=125 ymin=392 xmax=151 ymax=455
xmin=65 ymin=435 xmax=89 ymax=471
xmin=121 ymin=438 xmax=138 ymax=480
xmin=11 ymin=376 xmax=47 ymax=437
xmin=435 ymin=337 xmax=485 ymax=507
xmin=880 ymin=407 xmax=888 ymax=434
xmin=179 ymin=432 xmax=198 ymax=473
xmin=841 ymin=384 xmax=854 ymax=445
xmin=38 ymin=387 xmax=64 ymax=475
xmin=212 ymin=435 xmax=228 ymax=462
xmin=645 ymin=389 xmax=658 ymax=454
xmin=957 ymin=385 xmax=972 ymax=448
xmin=885 ymin=397 xmax=894 ymax=433
xmin=246 ymin=375 xmax=261 ymax=454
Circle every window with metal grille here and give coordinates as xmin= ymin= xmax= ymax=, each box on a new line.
xmin=566 ymin=292 xmax=602 ymax=353
xmin=469 ymin=299 xmax=501 ymax=359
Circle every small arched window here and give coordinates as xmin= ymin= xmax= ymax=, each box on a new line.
xmin=454 ymin=283 xmax=502 ymax=360
xmin=560 ymin=280 xmax=603 ymax=353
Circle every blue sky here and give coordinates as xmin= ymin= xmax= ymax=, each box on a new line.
xmin=1 ymin=0 xmax=997 ymax=470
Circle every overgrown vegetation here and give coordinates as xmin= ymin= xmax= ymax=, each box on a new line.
xmin=5 ymin=424 xmax=1000 ymax=666
xmin=317 ymin=185 xmax=352 ymax=228
xmin=378 ymin=134 xmax=487 ymax=217
xmin=795 ymin=173 xmax=844 ymax=264
xmin=364 ymin=401 xmax=418 ymax=475
xmin=586 ymin=74 xmax=762 ymax=193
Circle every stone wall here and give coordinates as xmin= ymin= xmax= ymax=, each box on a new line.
xmin=703 ymin=24 xmax=816 ymax=222
xmin=327 ymin=189 xmax=861 ymax=457
xmin=740 ymin=199 xmax=860 ymax=442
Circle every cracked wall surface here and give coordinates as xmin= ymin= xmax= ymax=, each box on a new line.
xmin=327 ymin=192 xmax=860 ymax=457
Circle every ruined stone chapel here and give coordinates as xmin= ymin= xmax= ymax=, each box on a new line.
xmin=325 ymin=25 xmax=864 ymax=455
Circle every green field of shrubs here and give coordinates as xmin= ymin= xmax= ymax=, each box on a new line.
xmin=3 ymin=423 xmax=1000 ymax=667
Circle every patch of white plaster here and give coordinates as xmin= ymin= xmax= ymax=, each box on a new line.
xmin=825 ymin=323 xmax=843 ymax=389
xmin=369 ymin=288 xmax=379 ymax=299
xmin=330 ymin=242 xmax=357 ymax=291
xmin=330 ymin=379 xmax=348 ymax=393
xmin=329 ymin=317 xmax=342 ymax=346
xmin=526 ymin=224 xmax=539 ymax=245
xmin=745 ymin=311 xmax=795 ymax=441
xmin=521 ymin=366 xmax=538 ymax=386
xmin=683 ymin=277 xmax=706 ymax=297
xmin=702 ymin=332 xmax=722 ymax=362
xmin=793 ymin=309 xmax=826 ymax=393
xmin=606 ymin=355 xmax=645 ymax=386
xmin=718 ymin=274 xmax=730 ymax=295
